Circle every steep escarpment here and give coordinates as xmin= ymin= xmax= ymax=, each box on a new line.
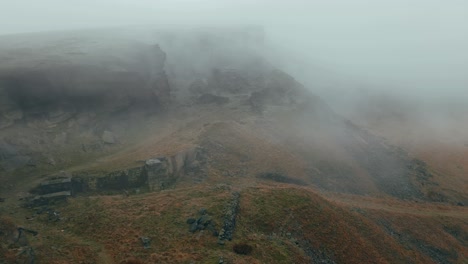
xmin=0 ymin=29 xmax=467 ymax=264
xmin=0 ymin=31 xmax=458 ymax=203
xmin=0 ymin=37 xmax=172 ymax=185
xmin=0 ymin=41 xmax=169 ymax=121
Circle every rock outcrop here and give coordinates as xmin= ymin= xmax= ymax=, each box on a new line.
xmin=0 ymin=42 xmax=170 ymax=128
xmin=0 ymin=217 xmax=36 ymax=264
xmin=29 ymin=147 xmax=203 ymax=197
xmin=217 ymin=192 xmax=240 ymax=245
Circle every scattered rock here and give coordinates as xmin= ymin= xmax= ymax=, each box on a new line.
xmin=218 ymin=192 xmax=240 ymax=245
xmin=18 ymin=227 xmax=38 ymax=237
xmin=140 ymin=236 xmax=151 ymax=249
xmin=102 ymin=130 xmax=116 ymax=144
xmin=189 ymin=222 xmax=199 ymax=233
xmin=187 ymin=209 xmax=217 ymax=235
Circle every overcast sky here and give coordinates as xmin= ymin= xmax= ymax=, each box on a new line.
xmin=1 ymin=0 xmax=467 ymax=98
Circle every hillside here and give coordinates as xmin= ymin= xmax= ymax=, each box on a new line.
xmin=0 ymin=29 xmax=467 ymax=263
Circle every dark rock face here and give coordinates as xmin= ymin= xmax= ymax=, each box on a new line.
xmin=0 ymin=43 xmax=170 ymax=124
xmin=186 ymin=64 xmax=309 ymax=112
xmin=29 ymin=147 xmax=203 ymax=196
xmin=0 ymin=41 xmax=173 ymax=174
xmin=30 ymin=176 xmax=73 ymax=195
xmin=146 ymin=147 xmax=202 ymax=191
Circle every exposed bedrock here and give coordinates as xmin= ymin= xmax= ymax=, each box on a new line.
xmin=0 ymin=43 xmax=170 ymax=123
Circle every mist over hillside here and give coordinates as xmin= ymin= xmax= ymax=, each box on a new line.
xmin=0 ymin=1 xmax=467 ymax=263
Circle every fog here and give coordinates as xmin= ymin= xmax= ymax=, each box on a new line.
xmin=1 ymin=0 xmax=468 ymax=123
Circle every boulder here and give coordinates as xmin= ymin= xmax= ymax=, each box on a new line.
xmin=187 ymin=208 xmax=217 ymax=234
xmin=140 ymin=237 xmax=151 ymax=249
xmin=145 ymin=158 xmax=162 ymax=166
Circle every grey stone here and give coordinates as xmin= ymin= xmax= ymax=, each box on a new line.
xmin=189 ymin=222 xmax=198 ymax=233
xmin=188 ymin=207 xmax=217 ymax=234
xmin=140 ymin=236 xmax=151 ymax=249
xmin=198 ymin=215 xmax=212 ymax=225
xmin=145 ymin=158 xmax=162 ymax=166
xmin=218 ymin=192 xmax=240 ymax=244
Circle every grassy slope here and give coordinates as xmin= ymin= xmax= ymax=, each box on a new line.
xmin=4 ymin=183 xmax=465 ymax=263
xmin=1 ymin=103 xmax=467 ymax=263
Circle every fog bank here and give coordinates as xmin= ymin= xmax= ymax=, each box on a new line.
xmin=1 ymin=0 xmax=467 ymax=100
